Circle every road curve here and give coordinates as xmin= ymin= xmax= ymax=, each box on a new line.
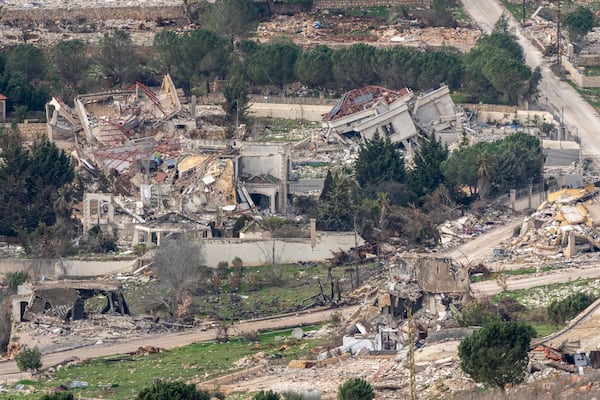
xmin=0 ymin=305 xmax=359 ymax=380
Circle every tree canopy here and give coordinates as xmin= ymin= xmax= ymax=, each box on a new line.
xmin=199 ymin=0 xmax=258 ymax=44
xmin=409 ymin=133 xmax=448 ymax=200
xmin=562 ymin=6 xmax=595 ymax=42
xmin=0 ymin=132 xmax=75 ymax=241
xmin=354 ymin=132 xmax=405 ymax=188
xmin=459 ymin=321 xmax=536 ymax=391
xmin=152 ymin=238 xmax=208 ymax=316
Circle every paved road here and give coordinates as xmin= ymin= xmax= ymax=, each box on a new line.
xmin=0 ymin=306 xmax=359 ymax=381
xmin=462 ymin=0 xmax=600 ymax=170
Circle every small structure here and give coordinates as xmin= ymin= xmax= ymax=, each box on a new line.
xmin=13 ymin=280 xmax=130 ymax=323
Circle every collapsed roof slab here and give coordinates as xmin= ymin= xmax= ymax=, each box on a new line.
xmin=16 ymin=280 xmax=130 ymax=322
xmin=323 ymin=85 xmax=418 ymax=147
xmin=74 ymin=74 xmax=183 ymax=146
xmin=412 ymin=85 xmax=458 ymax=132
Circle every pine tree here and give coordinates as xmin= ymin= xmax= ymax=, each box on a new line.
xmin=354 ymin=132 xmax=405 ymax=189
xmin=409 ymin=132 xmax=449 ymax=200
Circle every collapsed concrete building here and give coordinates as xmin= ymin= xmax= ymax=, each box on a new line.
xmin=341 ymin=255 xmax=470 ymax=353
xmin=45 ymin=75 xmax=298 ymax=249
xmin=322 ymin=84 xmax=461 ymax=153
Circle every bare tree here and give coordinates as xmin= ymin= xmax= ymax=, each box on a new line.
xmin=152 ymin=237 xmax=207 ymax=318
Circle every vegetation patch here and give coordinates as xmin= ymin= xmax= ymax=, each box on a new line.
xmin=10 ymin=326 xmax=324 ymax=400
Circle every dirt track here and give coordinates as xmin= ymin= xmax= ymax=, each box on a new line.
xmin=0 ymin=305 xmax=359 ymax=382
xmin=441 ymin=217 xmax=521 ymax=266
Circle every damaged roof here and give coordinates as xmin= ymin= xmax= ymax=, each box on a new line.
xmin=324 ymin=85 xmax=412 ymax=122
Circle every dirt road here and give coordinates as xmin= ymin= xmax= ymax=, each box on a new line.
xmin=441 ymin=218 xmax=521 ymax=266
xmin=0 ymin=306 xmax=358 ymax=381
xmin=471 ymin=264 xmax=600 ymax=297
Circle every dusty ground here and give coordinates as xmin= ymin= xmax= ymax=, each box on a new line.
xmin=218 ymin=340 xmax=469 ymax=400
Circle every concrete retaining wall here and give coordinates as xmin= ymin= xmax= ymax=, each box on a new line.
xmin=313 ymin=0 xmax=431 ymax=8
xmin=248 ymin=102 xmax=332 ymax=122
xmin=563 ymin=56 xmax=600 ymax=88
xmin=201 ymin=232 xmax=363 ymax=267
xmin=0 ymin=258 xmax=138 ymax=278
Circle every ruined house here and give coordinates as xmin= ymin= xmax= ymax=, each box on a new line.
xmin=45 ymin=74 xmax=297 ymax=247
xmin=12 ymin=281 xmax=130 ymax=323
xmin=342 ymin=255 xmax=469 ymax=353
xmin=322 ymin=84 xmax=461 ymax=152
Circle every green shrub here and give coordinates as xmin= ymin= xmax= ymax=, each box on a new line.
xmin=253 ymin=390 xmax=281 ymax=400
xmin=547 ymin=292 xmax=597 ymax=325
xmin=136 ymin=380 xmax=211 ymax=400
xmin=337 ymin=377 xmax=374 ymax=400
xmin=40 ymin=393 xmax=74 ymax=400
xmin=457 ymin=301 xmax=502 ymax=327
xmin=282 ymin=392 xmax=305 ymax=400
xmin=7 ymin=271 xmax=28 ymax=293
xmin=15 ymin=346 xmax=42 ymax=372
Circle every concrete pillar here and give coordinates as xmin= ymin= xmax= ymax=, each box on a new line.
xmin=132 ymin=228 xmax=140 ymax=246
xmin=510 ymin=189 xmax=517 ymax=210
xmin=191 ymin=95 xmax=196 ymax=119
xmin=565 ymin=230 xmax=576 ymax=258
xmin=528 ymin=184 xmax=533 ymax=210
xmin=310 ymin=218 xmax=316 ymax=249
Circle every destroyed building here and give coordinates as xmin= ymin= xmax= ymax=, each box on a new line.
xmin=322 ymin=84 xmax=462 ymax=153
xmin=12 ymin=281 xmax=130 ymax=323
xmin=45 ymin=75 xmax=297 ymax=248
xmin=341 ymin=255 xmax=469 ymax=354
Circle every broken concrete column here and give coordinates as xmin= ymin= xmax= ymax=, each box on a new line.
xmin=310 ymin=218 xmax=316 ymax=249
xmin=565 ymin=230 xmax=576 ymax=258
xmin=191 ymin=95 xmax=196 ymax=119
xmin=528 ymin=183 xmax=533 ymax=210
xmin=510 ymin=189 xmax=517 ymax=210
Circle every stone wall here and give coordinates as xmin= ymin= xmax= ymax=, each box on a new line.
xmin=563 ymin=56 xmax=600 ymax=88
xmin=4 ymin=6 xmax=184 ymax=23
xmin=248 ymin=102 xmax=332 ymax=121
xmin=201 ymin=232 xmax=364 ymax=267
xmin=0 ymin=258 xmax=138 ymax=278
xmin=313 ymin=0 xmax=430 ymax=8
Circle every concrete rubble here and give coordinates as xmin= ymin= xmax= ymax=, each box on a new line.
xmin=5 ymin=279 xmax=180 ymax=357
xmin=501 ymin=183 xmax=600 ymax=262
xmin=256 ymin=12 xmax=481 ymax=51
xmin=206 ymin=255 xmax=477 ymax=399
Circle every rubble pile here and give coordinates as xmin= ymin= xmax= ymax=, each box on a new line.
xmin=256 ymin=12 xmax=481 ymax=50
xmin=504 ymin=184 xmax=600 ymax=262
xmin=9 ymin=314 xmax=168 ymax=355
xmin=0 ymin=18 xmax=167 ymax=46
xmin=379 ymin=26 xmax=481 ymax=51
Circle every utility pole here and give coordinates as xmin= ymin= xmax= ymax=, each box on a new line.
xmin=407 ymin=307 xmax=417 ymax=400
xmin=556 ymin=0 xmax=562 ymax=65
